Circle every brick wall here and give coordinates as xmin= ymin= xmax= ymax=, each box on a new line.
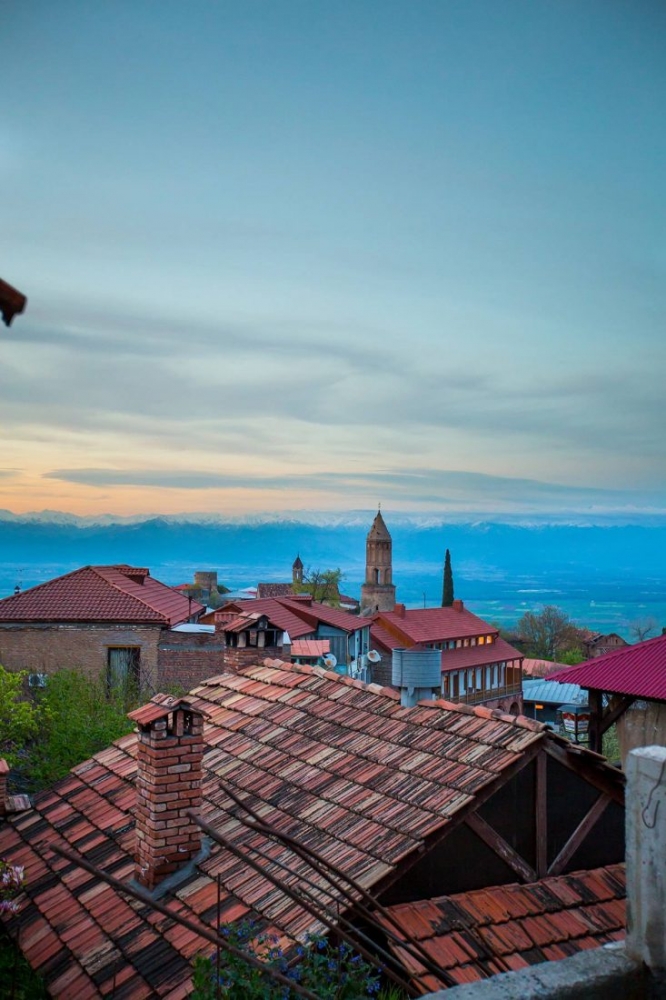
xmin=157 ymin=631 xmax=226 ymax=691
xmin=223 ymin=644 xmax=283 ymax=672
xmin=0 ymin=624 xmax=161 ymax=689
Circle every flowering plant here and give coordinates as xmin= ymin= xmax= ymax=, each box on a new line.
xmin=191 ymin=919 xmax=381 ymax=999
xmin=0 ymin=860 xmax=25 ymax=915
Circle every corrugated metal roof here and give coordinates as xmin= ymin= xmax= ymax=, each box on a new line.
xmin=550 ymin=633 xmax=666 ymax=702
xmin=440 ymin=638 xmax=524 ymax=671
xmin=0 ymin=565 xmax=203 ymax=626
xmin=522 ymin=679 xmax=587 ymax=706
xmin=373 ymin=606 xmax=499 ymax=645
xmin=379 ymin=865 xmax=625 ymax=992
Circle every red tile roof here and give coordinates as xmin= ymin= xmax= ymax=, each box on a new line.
xmin=0 ymin=566 xmax=203 ymax=627
xmin=0 ymin=659 xmax=555 ymax=998
xmin=290 ymin=639 xmax=330 ymax=658
xmin=550 ymin=633 xmax=666 ymax=702
xmin=379 ymin=865 xmax=625 ymax=992
xmin=224 ymin=597 xmax=372 ymax=639
xmin=220 ymin=599 xmax=315 ymax=638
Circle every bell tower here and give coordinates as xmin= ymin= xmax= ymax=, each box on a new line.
xmin=360 ymin=509 xmax=396 ymax=614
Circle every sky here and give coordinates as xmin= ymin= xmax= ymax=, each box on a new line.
xmin=2 ymin=1 xmax=665 ymax=519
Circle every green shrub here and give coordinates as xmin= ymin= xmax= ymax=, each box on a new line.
xmin=27 ymin=669 xmax=137 ymax=789
xmin=0 ymin=667 xmax=40 ymax=768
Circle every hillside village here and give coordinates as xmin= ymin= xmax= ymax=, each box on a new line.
xmin=0 ymin=511 xmax=664 ymax=997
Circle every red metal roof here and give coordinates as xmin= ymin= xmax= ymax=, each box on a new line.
xmin=439 ymin=638 xmax=524 ymax=672
xmin=373 ymin=606 xmax=499 ymax=646
xmin=0 ymin=565 xmax=203 ymax=627
xmin=0 ymin=659 xmax=558 ymax=998
xmin=550 ymin=633 xmax=666 ymax=702
xmin=380 ymin=865 xmax=626 ymax=993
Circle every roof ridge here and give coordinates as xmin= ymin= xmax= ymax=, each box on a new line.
xmin=0 ymin=563 xmax=95 ymax=605
xmin=259 ymin=659 xmax=546 ymax=723
xmin=91 ymin=565 xmax=170 ymax=619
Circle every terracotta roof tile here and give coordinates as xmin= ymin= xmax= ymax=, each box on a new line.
xmin=0 ymin=565 xmax=203 ymax=626
xmin=0 ymin=660 xmax=618 ymax=998
xmin=380 ymin=864 xmax=626 ymax=990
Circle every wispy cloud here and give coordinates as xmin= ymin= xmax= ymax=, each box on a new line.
xmin=42 ymin=465 xmax=666 ymax=514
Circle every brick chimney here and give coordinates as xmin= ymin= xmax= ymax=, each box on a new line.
xmin=451 ymin=599 xmax=464 ymax=612
xmin=394 ymin=603 xmax=406 ymax=617
xmin=0 ymin=759 xmax=8 ymax=815
xmin=128 ymin=695 xmax=206 ymax=889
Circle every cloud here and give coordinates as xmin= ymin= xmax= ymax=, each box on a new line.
xmin=0 ymin=470 xmax=19 ymax=480
xmin=42 ymin=465 xmax=666 ymax=513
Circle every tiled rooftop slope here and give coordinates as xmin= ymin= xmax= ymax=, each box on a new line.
xmin=0 ymin=660 xmax=547 ymax=999
xmin=380 ymin=865 xmax=626 ymax=994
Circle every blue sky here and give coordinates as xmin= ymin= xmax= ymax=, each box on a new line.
xmin=2 ymin=1 xmax=665 ymax=517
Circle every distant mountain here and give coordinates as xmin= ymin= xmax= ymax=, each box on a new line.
xmin=1 ymin=513 xmax=665 ymax=585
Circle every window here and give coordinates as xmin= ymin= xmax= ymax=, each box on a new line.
xmin=475 ymin=668 xmax=482 ymax=690
xmin=459 ymin=670 xmax=466 ymax=695
xmin=107 ymin=647 xmax=140 ymax=693
xmin=478 ymin=636 xmax=485 ymax=645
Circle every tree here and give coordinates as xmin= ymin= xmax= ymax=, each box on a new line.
xmin=628 ymin=616 xmax=659 ymax=643
xmin=294 ymin=568 xmax=343 ymax=606
xmin=516 ymin=605 xmax=586 ymax=661
xmin=442 ymin=549 xmax=454 ymax=607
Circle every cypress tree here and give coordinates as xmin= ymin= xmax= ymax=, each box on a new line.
xmin=442 ymin=549 xmax=454 ymax=607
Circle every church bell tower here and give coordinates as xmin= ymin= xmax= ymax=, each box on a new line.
xmin=360 ymin=509 xmax=396 ymax=614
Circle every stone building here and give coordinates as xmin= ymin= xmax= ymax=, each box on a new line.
xmin=360 ymin=509 xmax=397 ymax=614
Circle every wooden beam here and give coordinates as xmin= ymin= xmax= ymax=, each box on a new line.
xmin=374 ymin=737 xmax=544 ymax=899
xmin=547 ymin=793 xmax=611 ymax=876
xmin=465 ymin=811 xmax=537 ymax=884
xmin=544 ymin=740 xmax=625 ymax=806
xmin=600 ymin=695 xmax=636 ymax=735
xmin=535 ymin=750 xmax=548 ymax=878
xmin=588 ymin=689 xmax=604 ymax=754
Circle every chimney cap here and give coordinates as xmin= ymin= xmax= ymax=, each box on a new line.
xmin=128 ymin=694 xmax=206 ymax=727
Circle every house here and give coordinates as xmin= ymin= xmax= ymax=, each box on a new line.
xmin=0 ymin=565 xmax=204 ymax=692
xmin=370 ymin=602 xmax=524 ymax=714
xmin=580 ymin=632 xmax=629 ymax=659
xmin=550 ymin=632 xmax=666 ymax=763
xmin=0 ymin=658 xmax=625 ymax=998
xmin=522 ymin=678 xmax=587 ymax=731
xmin=211 ymin=595 xmax=372 ymax=670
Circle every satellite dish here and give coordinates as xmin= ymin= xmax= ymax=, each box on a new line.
xmin=367 ymin=649 xmax=381 ymax=663
xmin=323 ymin=653 xmax=337 ymax=669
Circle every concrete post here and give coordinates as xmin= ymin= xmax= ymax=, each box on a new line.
xmin=626 ymin=745 xmax=666 ymax=979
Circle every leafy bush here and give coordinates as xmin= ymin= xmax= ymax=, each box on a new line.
xmin=191 ymin=920 xmax=381 ymax=999
xmin=27 ymin=669 xmax=136 ymax=789
xmin=0 ymin=668 xmax=40 ymax=768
